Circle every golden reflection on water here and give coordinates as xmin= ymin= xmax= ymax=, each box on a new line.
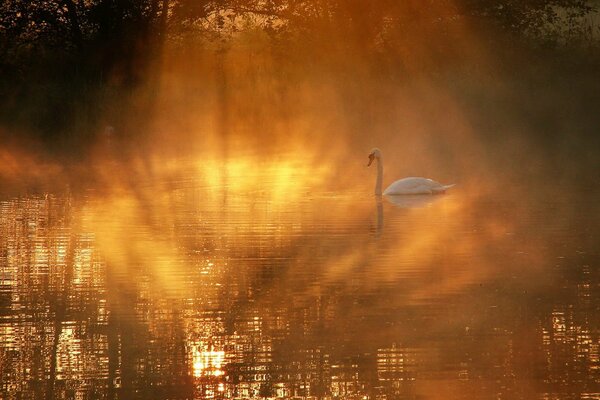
xmin=0 ymin=153 xmax=598 ymax=399
xmin=191 ymin=344 xmax=225 ymax=378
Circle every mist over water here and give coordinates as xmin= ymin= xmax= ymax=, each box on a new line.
xmin=1 ymin=2 xmax=600 ymax=399
xmin=3 ymin=35 xmax=599 ymax=199
xmin=0 ymin=152 xmax=598 ymax=399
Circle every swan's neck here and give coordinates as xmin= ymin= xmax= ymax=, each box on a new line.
xmin=375 ymin=157 xmax=383 ymax=196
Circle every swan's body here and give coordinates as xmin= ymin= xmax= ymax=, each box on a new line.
xmin=384 ymin=177 xmax=454 ymax=195
xmin=367 ymin=148 xmax=455 ymax=195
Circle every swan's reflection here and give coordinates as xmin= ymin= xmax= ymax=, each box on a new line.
xmin=385 ymin=194 xmax=443 ymax=209
xmin=375 ymin=196 xmax=383 ymax=237
xmin=375 ymin=194 xmax=445 ymax=236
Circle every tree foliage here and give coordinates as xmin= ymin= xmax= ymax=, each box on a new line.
xmin=1 ymin=0 xmax=595 ymax=53
xmin=0 ymin=0 xmax=596 ymax=144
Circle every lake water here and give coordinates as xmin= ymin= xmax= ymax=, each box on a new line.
xmin=0 ymin=156 xmax=598 ymax=400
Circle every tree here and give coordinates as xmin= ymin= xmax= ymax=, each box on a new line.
xmin=1 ymin=0 xmax=595 ymax=63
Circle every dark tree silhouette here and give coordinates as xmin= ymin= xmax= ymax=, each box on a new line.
xmin=0 ymin=0 xmax=597 ymax=143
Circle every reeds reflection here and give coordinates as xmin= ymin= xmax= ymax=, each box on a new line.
xmin=0 ymin=154 xmax=598 ymax=399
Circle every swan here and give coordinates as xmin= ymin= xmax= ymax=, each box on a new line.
xmin=367 ymin=148 xmax=455 ymax=195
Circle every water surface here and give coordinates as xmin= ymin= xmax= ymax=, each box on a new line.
xmin=0 ymin=161 xmax=598 ymax=399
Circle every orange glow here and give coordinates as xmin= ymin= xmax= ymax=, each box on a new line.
xmin=1 ymin=2 xmax=598 ymax=398
xmin=191 ymin=343 xmax=226 ymax=378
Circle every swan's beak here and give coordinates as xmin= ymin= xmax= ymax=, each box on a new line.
xmin=367 ymin=154 xmax=374 ymax=166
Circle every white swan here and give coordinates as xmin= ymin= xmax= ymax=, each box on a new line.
xmin=367 ymin=148 xmax=455 ymax=195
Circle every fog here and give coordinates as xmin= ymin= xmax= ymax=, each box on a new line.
xmin=1 ymin=4 xmax=599 ymax=398
xmin=2 ymin=21 xmax=599 ymax=197
xmin=1 ymin=7 xmax=598 ymax=295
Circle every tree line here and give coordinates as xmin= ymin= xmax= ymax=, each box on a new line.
xmin=0 ymin=1 xmax=597 ymax=145
xmin=1 ymin=1 xmax=595 ymax=63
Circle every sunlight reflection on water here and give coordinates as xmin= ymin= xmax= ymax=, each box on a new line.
xmin=0 ymin=155 xmax=598 ymax=399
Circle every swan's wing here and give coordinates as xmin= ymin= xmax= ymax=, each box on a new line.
xmin=430 ymin=183 xmax=456 ymax=193
xmin=384 ymin=178 xmax=429 ymax=194
xmin=385 ymin=177 xmax=453 ymax=195
xmin=392 ymin=177 xmax=428 ymax=188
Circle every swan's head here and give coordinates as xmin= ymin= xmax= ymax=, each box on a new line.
xmin=367 ymin=148 xmax=382 ymax=166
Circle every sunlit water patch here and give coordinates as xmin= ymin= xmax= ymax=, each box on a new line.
xmin=0 ymin=166 xmax=598 ymax=399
